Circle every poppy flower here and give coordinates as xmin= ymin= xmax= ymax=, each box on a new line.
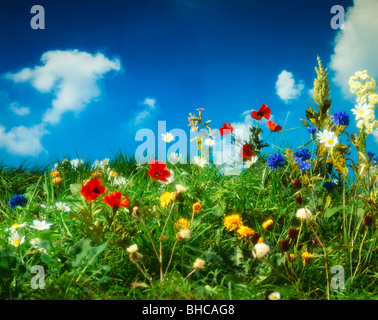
xmin=251 ymin=104 xmax=271 ymax=120
xmin=240 ymin=144 xmax=255 ymax=160
xmin=267 ymin=121 xmax=282 ymax=132
xmin=148 ymin=160 xmax=171 ymax=183
xmin=80 ymin=178 xmax=106 ymax=201
xmin=219 ymin=122 xmax=234 ymax=136
xmin=103 ymin=191 xmax=130 ymax=209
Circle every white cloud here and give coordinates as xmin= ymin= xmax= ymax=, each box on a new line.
xmin=275 ymin=70 xmax=305 ymax=103
xmin=330 ymin=0 xmax=378 ymax=98
xmin=132 ymin=97 xmax=157 ymax=125
xmin=0 ymin=124 xmax=48 ymax=156
xmin=374 ymin=130 xmax=378 ymax=144
xmin=9 ymin=102 xmax=30 ymax=116
xmin=6 ymin=49 xmax=121 ymax=125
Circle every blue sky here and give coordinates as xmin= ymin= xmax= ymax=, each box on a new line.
xmin=0 ymin=0 xmax=377 ymax=168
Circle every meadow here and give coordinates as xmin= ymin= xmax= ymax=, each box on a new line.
xmin=0 ymin=58 xmax=377 ymax=300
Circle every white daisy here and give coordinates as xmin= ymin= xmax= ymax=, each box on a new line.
xmin=168 ymin=152 xmax=185 ymax=164
xmin=243 ymin=156 xmax=258 ymax=168
xmin=5 ymin=222 xmax=27 ymax=231
xmin=192 ymin=156 xmax=207 ymax=168
xmin=351 ymin=103 xmax=374 ymax=120
xmin=30 ymin=220 xmax=53 ymax=231
xmin=268 ymin=292 xmax=281 ymax=300
xmin=55 ymin=202 xmax=71 ymax=212
xmin=324 ymin=131 xmax=338 ymax=148
xmin=9 ymin=231 xmax=25 ymax=247
xmin=162 ymin=132 xmax=174 ymax=143
xmin=204 ymin=138 xmax=215 ymax=147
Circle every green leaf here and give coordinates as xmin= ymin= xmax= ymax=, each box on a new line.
xmin=212 ymin=204 xmax=224 ymax=217
xmin=41 ymin=253 xmax=55 ymax=265
xmin=230 ymin=246 xmax=244 ymax=266
xmin=324 ymin=207 xmax=339 ymax=219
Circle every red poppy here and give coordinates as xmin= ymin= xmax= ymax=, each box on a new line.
xmin=219 ymin=122 xmax=234 ymax=136
xmin=148 ymin=160 xmax=171 ymax=183
xmin=103 ymin=191 xmax=130 ymax=208
xmin=251 ymin=104 xmax=271 ymax=120
xmin=80 ymin=178 xmax=106 ymax=201
xmin=267 ymin=120 xmax=282 ymax=132
xmin=240 ymin=144 xmax=255 ymax=160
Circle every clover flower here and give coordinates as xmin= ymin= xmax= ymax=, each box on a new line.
xmin=267 ymin=153 xmax=285 ymax=170
xmin=332 ymin=110 xmax=350 ymax=126
xmin=9 ymin=194 xmax=27 ymax=210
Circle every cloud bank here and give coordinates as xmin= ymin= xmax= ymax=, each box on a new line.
xmin=275 ymin=70 xmax=305 ymax=103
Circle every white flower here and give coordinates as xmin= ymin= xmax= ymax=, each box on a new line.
xmin=351 ymin=103 xmax=374 ymax=120
xmin=177 ymin=228 xmax=191 ymax=240
xmin=126 ymin=244 xmax=139 ymax=254
xmin=316 ymin=129 xmax=329 ymax=144
xmin=193 ymin=258 xmax=206 ymax=271
xmin=317 ymin=130 xmax=338 ymax=148
xmin=359 ymin=163 xmax=374 ymax=178
xmin=5 ymin=222 xmax=27 ymax=231
xmin=162 ymin=132 xmax=174 ymax=143
xmin=252 ymin=243 xmax=270 ymax=259
xmin=92 ymin=158 xmax=109 ymax=170
xmin=296 ymin=208 xmax=313 ymax=221
xmin=113 ymin=176 xmax=128 ymax=186
xmin=55 ymin=202 xmax=71 ymax=212
xmin=30 ymin=220 xmax=53 ymax=231
xmin=168 ymin=152 xmax=185 ymax=164
xmin=204 ymin=138 xmax=215 ymax=147
xmin=70 ymin=158 xmax=83 ymax=168
xmin=268 ymin=292 xmax=281 ymax=300
xmin=175 ymin=184 xmax=187 ymax=194
xmin=30 ymin=238 xmax=41 ymax=247
xmin=192 ymin=156 xmax=207 ymax=168
xmin=9 ymin=231 xmax=25 ymax=247
xmin=244 ymin=156 xmax=258 ymax=168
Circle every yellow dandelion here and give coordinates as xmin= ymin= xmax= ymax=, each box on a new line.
xmin=160 ymin=192 xmax=175 ymax=208
xmin=236 ymin=225 xmax=255 ymax=238
xmin=50 ymin=171 xmax=60 ymax=177
xmin=192 ymin=202 xmax=202 ymax=213
xmin=52 ymin=177 xmax=62 ymax=184
xmin=175 ymin=218 xmax=190 ymax=230
xmin=257 ymin=236 xmax=264 ymax=244
xmin=288 ymin=253 xmax=296 ymax=263
xmin=262 ymin=219 xmax=274 ymax=231
xmin=223 ymin=214 xmax=243 ymax=232
xmin=301 ymin=251 xmax=312 ymax=266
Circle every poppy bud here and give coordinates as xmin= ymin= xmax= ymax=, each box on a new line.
xmin=293 ymin=179 xmax=302 ymax=190
xmin=288 ymin=227 xmax=298 ymax=239
xmin=280 ymin=239 xmax=290 ymax=252
xmin=363 ymin=215 xmax=373 ymax=227
xmin=295 ymin=195 xmax=303 ymax=205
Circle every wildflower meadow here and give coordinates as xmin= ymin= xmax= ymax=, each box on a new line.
xmin=0 ymin=58 xmax=377 ymax=301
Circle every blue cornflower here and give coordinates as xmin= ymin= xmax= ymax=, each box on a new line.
xmin=332 ymin=111 xmax=350 ymax=126
xmin=267 ymin=153 xmax=285 ymax=170
xmin=323 ymin=181 xmax=336 ymax=191
xmin=368 ymin=151 xmax=375 ymax=159
xmin=9 ymin=194 xmax=27 ymax=209
xmin=373 ymin=157 xmax=378 ymax=163
xmin=308 ymin=127 xmax=317 ymax=135
xmin=293 ymin=148 xmax=312 ymax=163
xmin=298 ymin=160 xmax=310 ymax=171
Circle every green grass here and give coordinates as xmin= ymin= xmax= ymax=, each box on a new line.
xmin=0 ymin=152 xmax=377 ymax=300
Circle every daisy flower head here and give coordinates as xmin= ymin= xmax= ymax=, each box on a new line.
xmin=252 ymin=243 xmax=270 ymax=259
xmin=55 ymin=202 xmax=71 ymax=212
xmin=267 ymin=153 xmax=285 ymax=170
xmin=351 ymin=103 xmax=374 ymax=121
xmin=9 ymin=194 xmax=27 ymax=210
xmin=268 ymin=292 xmax=281 ymax=300
xmin=30 ymin=220 xmax=53 ymax=231
xmin=5 ymin=222 xmax=27 ymax=232
xmin=162 ymin=132 xmax=174 ymax=143
xmin=9 ymin=231 xmax=25 ymax=247
xmin=223 ymin=214 xmax=243 ymax=231
xmin=243 ymin=156 xmax=258 ymax=169
xmin=204 ymin=138 xmax=215 ymax=147
xmin=318 ymin=130 xmax=338 ymax=148
xmin=192 ymin=156 xmax=207 ymax=168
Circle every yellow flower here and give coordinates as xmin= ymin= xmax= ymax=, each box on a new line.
xmin=160 ymin=192 xmax=175 ymax=208
xmin=223 ymin=214 xmax=243 ymax=231
xmin=192 ymin=202 xmax=202 ymax=213
xmin=262 ymin=219 xmax=274 ymax=231
xmin=109 ymin=170 xmax=118 ymax=178
xmin=257 ymin=236 xmax=264 ymax=244
xmin=50 ymin=171 xmax=60 ymax=177
xmin=52 ymin=177 xmax=62 ymax=184
xmin=301 ymin=251 xmax=312 ymax=266
xmin=236 ymin=225 xmax=255 ymax=238
xmin=288 ymin=254 xmax=296 ymax=263
xmin=175 ymin=218 xmax=190 ymax=230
